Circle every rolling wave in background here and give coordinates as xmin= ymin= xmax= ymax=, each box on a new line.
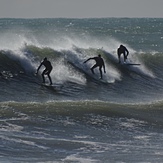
xmin=0 ymin=18 xmax=163 ymax=162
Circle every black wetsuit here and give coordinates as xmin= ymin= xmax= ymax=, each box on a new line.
xmin=42 ymin=60 xmax=53 ymax=75
xmin=84 ymin=55 xmax=106 ymax=79
xmin=37 ymin=59 xmax=53 ymax=85
xmin=117 ymin=45 xmax=129 ymax=63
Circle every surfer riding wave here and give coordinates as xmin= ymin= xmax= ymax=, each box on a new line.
xmin=36 ymin=57 xmax=53 ymax=85
xmin=84 ymin=54 xmax=106 ymax=79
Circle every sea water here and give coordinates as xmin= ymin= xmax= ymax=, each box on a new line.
xmin=0 ymin=18 xmax=163 ymax=162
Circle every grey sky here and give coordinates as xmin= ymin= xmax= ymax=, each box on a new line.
xmin=0 ymin=0 xmax=163 ymax=18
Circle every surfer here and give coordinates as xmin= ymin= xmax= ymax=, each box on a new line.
xmin=36 ymin=57 xmax=53 ymax=85
xmin=117 ymin=45 xmax=129 ymax=63
xmin=84 ymin=54 xmax=106 ymax=79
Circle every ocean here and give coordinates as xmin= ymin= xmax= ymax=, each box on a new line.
xmin=0 ymin=18 xmax=163 ymax=163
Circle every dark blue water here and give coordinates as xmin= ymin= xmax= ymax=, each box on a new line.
xmin=0 ymin=18 xmax=163 ymax=162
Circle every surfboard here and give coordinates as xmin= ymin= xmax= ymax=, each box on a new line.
xmin=124 ymin=63 xmax=141 ymax=66
xmin=121 ymin=62 xmax=141 ymax=66
xmin=41 ymin=83 xmax=62 ymax=91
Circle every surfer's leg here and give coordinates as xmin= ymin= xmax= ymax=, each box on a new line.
xmin=47 ymin=74 xmax=52 ymax=85
xmin=91 ymin=68 xmax=95 ymax=74
xmin=118 ymin=53 xmax=121 ymax=63
xmin=42 ymin=71 xmax=46 ymax=83
xmin=123 ymin=53 xmax=127 ymax=62
xmin=99 ymin=66 xmax=103 ymax=79
xmin=91 ymin=64 xmax=98 ymax=74
xmin=47 ymin=69 xmax=52 ymax=85
xmin=42 ymin=68 xmax=49 ymax=83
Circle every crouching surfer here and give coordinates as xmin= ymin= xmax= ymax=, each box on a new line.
xmin=117 ymin=45 xmax=129 ymax=63
xmin=84 ymin=54 xmax=106 ymax=79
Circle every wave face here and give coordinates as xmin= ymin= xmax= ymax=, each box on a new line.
xmin=0 ymin=18 xmax=163 ymax=103
xmin=1 ymin=18 xmax=163 ymax=162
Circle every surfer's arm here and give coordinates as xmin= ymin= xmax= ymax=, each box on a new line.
xmin=83 ymin=58 xmax=93 ymax=63
xmin=36 ymin=63 xmax=43 ymax=74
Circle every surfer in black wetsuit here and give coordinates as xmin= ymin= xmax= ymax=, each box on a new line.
xmin=84 ymin=54 xmax=106 ymax=79
xmin=36 ymin=57 xmax=53 ymax=85
xmin=117 ymin=45 xmax=129 ymax=63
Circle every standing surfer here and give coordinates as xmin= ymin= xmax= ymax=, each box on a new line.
xmin=117 ymin=45 xmax=129 ymax=63
xmin=84 ymin=54 xmax=106 ymax=79
xmin=36 ymin=57 xmax=53 ymax=85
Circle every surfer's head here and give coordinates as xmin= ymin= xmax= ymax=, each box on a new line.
xmin=44 ymin=57 xmax=47 ymax=61
xmin=98 ymin=54 xmax=101 ymax=57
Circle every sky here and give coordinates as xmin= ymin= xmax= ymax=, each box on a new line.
xmin=0 ymin=0 xmax=163 ymax=18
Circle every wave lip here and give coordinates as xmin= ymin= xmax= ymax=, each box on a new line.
xmin=1 ymin=45 xmax=163 ymax=103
